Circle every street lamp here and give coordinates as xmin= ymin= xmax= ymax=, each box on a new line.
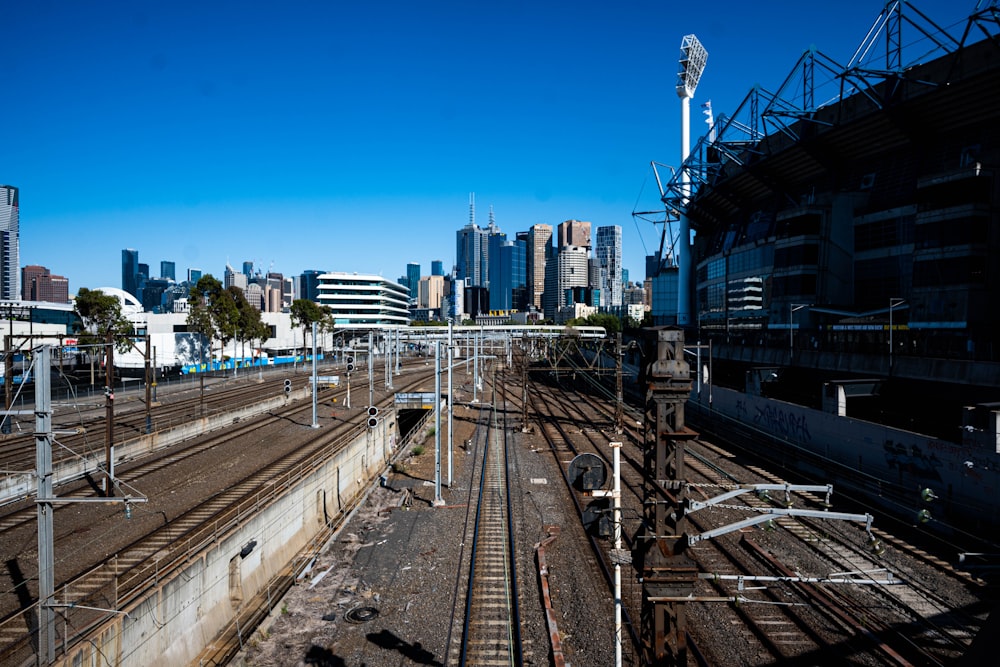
xmin=889 ymin=298 xmax=905 ymax=371
xmin=789 ymin=303 xmax=811 ymax=362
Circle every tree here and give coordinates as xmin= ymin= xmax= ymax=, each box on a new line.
xmin=567 ymin=312 xmax=621 ymax=335
xmin=289 ymin=299 xmax=328 ymax=356
xmin=233 ymin=288 xmax=268 ymax=366
xmin=74 ymin=287 xmax=134 ymax=384
xmin=213 ymin=286 xmax=242 ymax=363
xmin=187 ymin=275 xmax=222 ymax=367
xmin=74 ymin=288 xmax=134 ymax=350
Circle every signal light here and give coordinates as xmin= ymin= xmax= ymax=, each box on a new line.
xmin=347 ymin=363 xmax=355 ymax=373
xmin=367 ymin=406 xmax=379 ymax=417
xmin=283 ymin=379 xmax=292 ymax=395
xmin=367 ymin=417 xmax=378 ymax=428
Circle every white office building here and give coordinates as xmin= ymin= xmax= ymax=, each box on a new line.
xmin=316 ymin=272 xmax=410 ymax=327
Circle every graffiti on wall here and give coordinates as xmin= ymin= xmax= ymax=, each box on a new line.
xmin=748 ymin=402 xmax=812 ymax=443
xmin=883 ymin=441 xmax=942 ymax=481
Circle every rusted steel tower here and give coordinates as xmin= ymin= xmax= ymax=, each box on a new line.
xmin=633 ymin=327 xmax=697 ymax=664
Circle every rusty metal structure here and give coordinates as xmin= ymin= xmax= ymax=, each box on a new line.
xmin=633 ymin=327 xmax=697 ymax=664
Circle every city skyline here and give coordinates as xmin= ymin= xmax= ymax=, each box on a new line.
xmin=5 ymin=1 xmax=972 ymax=292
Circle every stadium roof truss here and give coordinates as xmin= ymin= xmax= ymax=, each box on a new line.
xmin=642 ymin=0 xmax=1000 ymax=260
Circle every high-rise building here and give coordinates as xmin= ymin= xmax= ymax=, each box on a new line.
xmin=486 ymin=221 xmax=509 ymax=310
xmin=244 ymin=282 xmax=264 ymax=311
xmin=456 ymin=194 xmax=492 ymax=287
xmin=0 ymin=185 xmax=19 ymax=301
xmin=299 ymin=270 xmax=325 ymax=302
xmin=526 ymin=224 xmax=552 ymax=310
xmin=224 ymin=262 xmax=248 ymax=290
xmin=242 ymin=261 xmax=254 ymax=278
xmin=491 ymin=239 xmax=527 ymax=312
xmin=160 ymin=261 xmax=176 ymax=281
xmin=418 ymin=275 xmax=446 ymax=310
xmin=21 ymin=265 xmax=69 ymax=303
xmin=406 ymin=263 xmax=421 ymax=299
xmin=557 ymin=219 xmax=591 ymax=250
xmin=557 ymin=245 xmax=590 ymax=310
xmin=431 ymin=260 xmax=444 ymax=276
xmin=265 ymin=272 xmax=285 ymax=311
xmin=140 ymin=277 xmax=171 ymax=312
xmin=122 ymin=249 xmax=140 ymax=298
xmin=22 ymin=265 xmax=47 ymax=301
xmin=187 ymin=268 xmax=202 ymax=284
xmin=596 ymin=225 xmax=623 ymax=307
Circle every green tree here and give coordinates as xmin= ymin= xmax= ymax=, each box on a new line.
xmin=289 ymin=298 xmax=327 ymax=355
xmin=566 ymin=312 xmax=621 ymax=335
xmin=234 ymin=288 xmax=269 ymax=366
xmin=74 ymin=288 xmax=134 ymax=382
xmin=187 ymin=275 xmax=222 ymax=366
xmin=74 ymin=288 xmax=134 ymax=351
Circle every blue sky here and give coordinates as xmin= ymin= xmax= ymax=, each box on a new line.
xmin=4 ymin=0 xmax=974 ymax=292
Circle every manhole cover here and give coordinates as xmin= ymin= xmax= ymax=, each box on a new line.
xmin=345 ymin=606 xmax=379 ymax=623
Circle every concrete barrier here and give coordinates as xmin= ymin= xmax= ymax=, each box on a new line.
xmin=56 ymin=410 xmax=403 ymax=667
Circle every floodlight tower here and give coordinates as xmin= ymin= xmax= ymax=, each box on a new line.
xmin=676 ymin=34 xmax=707 ymax=327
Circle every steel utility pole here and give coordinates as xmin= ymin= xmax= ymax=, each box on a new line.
xmin=144 ymin=335 xmax=152 ymax=434
xmin=368 ymin=331 xmax=374 ymax=409
xmin=311 ymin=322 xmax=319 ymax=428
xmin=35 ymin=344 xmax=56 ymax=664
xmin=447 ymin=320 xmax=453 ymax=487
xmin=34 ymin=344 xmax=147 ymax=664
xmin=615 ymin=333 xmax=624 ymax=433
xmin=104 ymin=331 xmax=115 ymax=497
xmin=433 ymin=341 xmax=444 ymax=506
xmin=634 ymin=327 xmax=696 ymax=664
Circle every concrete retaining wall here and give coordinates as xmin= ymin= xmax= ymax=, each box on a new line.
xmin=57 ymin=411 xmax=399 ymax=666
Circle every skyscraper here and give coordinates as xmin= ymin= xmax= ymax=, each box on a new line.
xmin=456 ymin=222 xmax=485 ymax=286
xmin=491 ymin=239 xmax=527 ymax=311
xmin=557 ymin=245 xmax=589 ymax=310
xmin=160 ymin=261 xmax=176 ymax=281
xmin=456 ymin=194 xmax=495 ymax=288
xmin=0 ymin=186 xmax=18 ymax=301
xmin=122 ymin=249 xmax=140 ymax=298
xmin=406 ymin=263 xmax=421 ymax=300
xmin=431 ymin=260 xmax=444 ymax=276
xmin=187 ymin=268 xmax=203 ymax=284
xmin=486 ymin=219 xmax=508 ymax=310
xmin=557 ymin=219 xmax=591 ymax=250
xmin=596 ymin=225 xmax=623 ymax=307
xmin=527 ymin=224 xmax=552 ymax=310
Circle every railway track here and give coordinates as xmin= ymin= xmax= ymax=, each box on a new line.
xmin=518 ymin=354 xmax=988 ymax=665
xmin=0 ymin=364 xmax=436 ymax=665
xmin=0 ymin=361 xmax=384 ymax=486
xmin=446 ymin=369 xmax=523 ymax=666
